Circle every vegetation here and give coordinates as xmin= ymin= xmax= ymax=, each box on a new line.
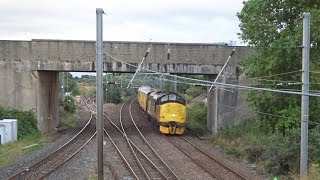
xmin=0 ymin=106 xmax=49 ymax=168
xmin=237 ymin=0 xmax=320 ymax=133
xmin=184 ymin=86 xmax=206 ymax=103
xmin=214 ymin=121 xmax=320 ymax=177
xmin=206 ymin=0 xmax=320 ymax=177
xmin=60 ymin=72 xmax=80 ymax=96
xmin=58 ymin=106 xmax=77 ymax=128
xmin=61 ymin=96 xmax=77 ymax=113
xmin=186 ymin=102 xmax=208 ymax=135
xmin=0 ymin=106 xmax=39 ymax=139
xmin=75 ymin=74 xmax=96 ymax=83
xmin=104 ymin=74 xmax=136 ymax=103
xmin=0 ymin=135 xmax=50 ymax=168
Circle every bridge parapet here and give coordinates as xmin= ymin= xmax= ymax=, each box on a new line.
xmin=0 ymin=39 xmax=253 ymax=74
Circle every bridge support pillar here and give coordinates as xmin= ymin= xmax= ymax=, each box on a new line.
xmin=0 ymin=65 xmax=59 ymax=133
xmin=36 ymin=71 xmax=59 ymax=133
xmin=207 ymin=73 xmax=243 ymax=134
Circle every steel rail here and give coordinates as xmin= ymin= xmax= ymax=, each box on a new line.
xmin=87 ymin=97 xmax=175 ymax=179
xmin=39 ymin=132 xmax=97 ymax=179
xmin=103 ymin=128 xmax=140 ymax=180
xmin=8 ymin=97 xmax=95 ymax=180
xmin=180 ymin=136 xmax=247 ymax=180
xmin=119 ymin=99 xmax=151 ymax=180
xmin=84 ymin=96 xmax=139 ymax=179
xmin=162 ymin=134 xmax=220 ymax=180
xmin=86 ymin=97 xmax=147 ymax=179
xmin=128 ymin=98 xmax=180 ymax=180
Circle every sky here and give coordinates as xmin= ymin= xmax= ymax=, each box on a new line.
xmin=0 ymin=0 xmax=245 ymax=43
xmin=0 ymin=0 xmax=245 ymax=77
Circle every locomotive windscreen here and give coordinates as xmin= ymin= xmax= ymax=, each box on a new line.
xmin=160 ymin=94 xmax=185 ymax=104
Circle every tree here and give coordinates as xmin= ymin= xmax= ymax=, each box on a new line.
xmin=104 ymin=74 xmax=122 ymax=103
xmin=237 ymin=0 xmax=320 ymax=133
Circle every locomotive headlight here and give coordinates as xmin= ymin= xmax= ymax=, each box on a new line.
xmin=172 ymin=114 xmax=176 ymax=117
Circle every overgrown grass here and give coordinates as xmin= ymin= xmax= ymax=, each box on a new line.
xmin=0 ymin=106 xmax=39 ymax=139
xmin=88 ymin=176 xmax=98 ymax=180
xmin=213 ymin=120 xmax=320 ymax=177
xmin=59 ymin=107 xmax=77 ymax=128
xmin=186 ymin=102 xmax=208 ymax=135
xmin=0 ymin=135 xmax=51 ymax=168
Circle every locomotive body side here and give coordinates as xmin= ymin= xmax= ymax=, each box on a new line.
xmin=138 ymin=86 xmax=153 ymax=111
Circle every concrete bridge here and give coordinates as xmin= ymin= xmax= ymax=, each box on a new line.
xmin=0 ymin=39 xmax=252 ymax=133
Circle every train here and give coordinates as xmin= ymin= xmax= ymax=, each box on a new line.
xmin=137 ymin=86 xmax=186 ymax=135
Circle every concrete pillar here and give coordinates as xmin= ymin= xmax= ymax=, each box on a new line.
xmin=37 ymin=71 xmax=59 ymax=133
xmin=0 ymin=63 xmax=37 ymax=110
xmin=0 ymin=62 xmax=59 ymax=133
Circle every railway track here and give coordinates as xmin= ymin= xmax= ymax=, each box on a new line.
xmin=86 ymin=97 xmax=180 ymax=179
xmin=8 ymin=98 xmax=96 ymax=180
xmin=164 ymin=135 xmax=247 ymax=180
xmin=124 ymin=98 xmax=180 ymax=179
xmin=131 ymin=97 xmax=249 ymax=179
xmin=87 ymin=97 xmax=254 ymax=179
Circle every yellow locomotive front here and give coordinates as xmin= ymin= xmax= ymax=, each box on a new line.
xmin=156 ymin=93 xmax=186 ymax=134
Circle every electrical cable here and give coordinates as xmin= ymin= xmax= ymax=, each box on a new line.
xmin=219 ymin=101 xmax=320 ymax=125
xmin=218 ymin=103 xmax=291 ymax=119
xmin=105 ymin=53 xmax=320 ymax=97
xmin=309 ymin=70 xmax=320 ymax=74
xmin=209 ymin=48 xmax=236 ymax=91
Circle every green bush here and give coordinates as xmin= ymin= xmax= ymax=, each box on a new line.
xmin=215 ymin=121 xmax=320 ymax=176
xmin=0 ymin=106 xmax=39 ymax=139
xmin=62 ymin=96 xmax=76 ymax=113
xmin=59 ymin=107 xmax=77 ymax=128
xmin=71 ymin=85 xmax=80 ymax=96
xmin=185 ymin=86 xmax=205 ymax=98
xmin=186 ymin=102 xmax=208 ymax=134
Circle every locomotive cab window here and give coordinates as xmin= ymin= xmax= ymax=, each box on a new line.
xmin=160 ymin=95 xmax=169 ymax=103
xmin=169 ymin=94 xmax=176 ymax=101
xmin=176 ymin=95 xmax=185 ymax=104
xmin=159 ymin=94 xmax=185 ymax=104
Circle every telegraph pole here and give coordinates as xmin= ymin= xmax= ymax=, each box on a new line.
xmin=300 ymin=12 xmax=310 ymax=179
xmin=96 ymin=8 xmax=104 ymax=180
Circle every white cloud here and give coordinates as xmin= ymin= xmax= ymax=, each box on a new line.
xmin=0 ymin=0 xmax=244 ymax=43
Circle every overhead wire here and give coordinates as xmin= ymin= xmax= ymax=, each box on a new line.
xmin=104 ymin=52 xmax=320 ymax=97
xmin=219 ymin=103 xmax=320 ymax=125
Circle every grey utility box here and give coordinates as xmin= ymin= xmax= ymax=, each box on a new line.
xmin=0 ymin=119 xmax=18 ymax=145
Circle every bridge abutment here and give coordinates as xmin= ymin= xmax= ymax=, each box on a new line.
xmin=36 ymin=71 xmax=59 ymax=133
xmin=0 ymin=64 xmax=59 ymax=133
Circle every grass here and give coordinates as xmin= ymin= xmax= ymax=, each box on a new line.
xmin=212 ymin=120 xmax=320 ymax=178
xmin=186 ymin=102 xmax=208 ymax=135
xmin=59 ymin=107 xmax=78 ymax=128
xmin=0 ymin=135 xmax=51 ymax=168
xmin=88 ymin=176 xmax=98 ymax=180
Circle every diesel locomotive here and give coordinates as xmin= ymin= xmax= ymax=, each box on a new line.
xmin=137 ymin=86 xmax=186 ymax=134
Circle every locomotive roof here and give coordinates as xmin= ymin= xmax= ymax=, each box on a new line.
xmin=138 ymin=86 xmax=153 ymax=94
xmin=150 ymin=90 xmax=182 ymax=100
xmin=149 ymin=90 xmax=166 ymax=100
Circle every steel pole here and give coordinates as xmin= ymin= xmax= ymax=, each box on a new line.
xmin=96 ymin=8 xmax=104 ymax=180
xmin=300 ymin=12 xmax=310 ymax=179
